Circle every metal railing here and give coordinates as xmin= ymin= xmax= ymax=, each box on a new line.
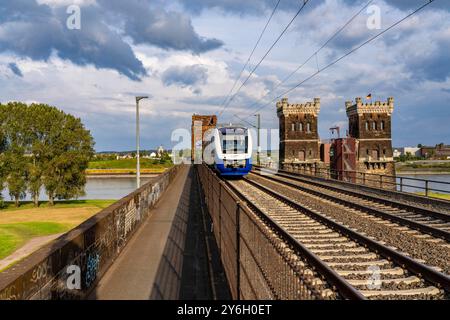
xmin=262 ymin=164 xmax=450 ymax=200
xmin=197 ymin=164 xmax=343 ymax=300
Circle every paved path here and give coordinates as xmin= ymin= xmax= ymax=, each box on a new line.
xmin=89 ymin=165 xmax=228 ymax=300
xmin=0 ymin=233 xmax=64 ymax=271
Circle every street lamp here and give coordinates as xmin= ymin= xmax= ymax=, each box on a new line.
xmin=233 ymin=113 xmax=261 ymax=166
xmin=136 ymin=96 xmax=149 ymax=188
xmin=254 ymin=114 xmax=261 ymax=166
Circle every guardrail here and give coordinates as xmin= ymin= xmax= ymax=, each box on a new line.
xmin=197 ymin=164 xmax=335 ymax=300
xmin=264 ymin=164 xmax=450 ymax=200
xmin=0 ymin=166 xmax=180 ymax=300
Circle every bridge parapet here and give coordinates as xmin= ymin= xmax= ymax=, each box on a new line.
xmin=0 ymin=166 xmax=181 ymax=300
xmin=197 ymin=164 xmax=333 ymax=300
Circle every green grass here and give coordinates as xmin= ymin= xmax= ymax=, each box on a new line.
xmin=0 ymin=222 xmax=69 ymax=259
xmin=415 ymin=192 xmax=450 ymax=201
xmin=88 ymin=158 xmax=173 ymax=170
xmin=1 ymin=199 xmax=115 ymax=212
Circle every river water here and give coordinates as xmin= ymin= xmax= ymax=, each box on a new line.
xmin=1 ymin=176 xmax=155 ymax=201
xmin=396 ymin=174 xmax=450 ymax=194
xmin=2 ymin=174 xmax=449 ymax=202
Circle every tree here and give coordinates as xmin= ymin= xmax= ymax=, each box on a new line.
xmin=0 ymin=102 xmax=95 ymax=207
xmin=43 ymin=110 xmax=94 ymax=205
xmin=0 ymin=102 xmax=31 ymax=207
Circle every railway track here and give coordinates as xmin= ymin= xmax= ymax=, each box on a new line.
xmin=251 ymin=168 xmax=450 ymax=242
xmin=226 ymin=178 xmax=450 ymax=300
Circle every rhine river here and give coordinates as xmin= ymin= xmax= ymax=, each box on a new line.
xmin=1 ymin=176 xmax=155 ymax=201
xmin=396 ymin=173 xmax=450 ymax=194
xmin=1 ymin=174 xmax=449 ymax=202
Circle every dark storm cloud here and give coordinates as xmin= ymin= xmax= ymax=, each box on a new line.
xmin=99 ymin=0 xmax=224 ymax=53
xmin=380 ymin=0 xmax=450 ymax=11
xmin=178 ymin=0 xmax=325 ymax=15
xmin=161 ymin=65 xmax=209 ymax=88
xmin=8 ymin=62 xmax=23 ymax=77
xmin=407 ymin=38 xmax=450 ymax=82
xmin=0 ymin=0 xmax=223 ymax=81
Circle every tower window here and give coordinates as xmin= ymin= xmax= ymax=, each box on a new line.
xmin=291 ymin=123 xmax=295 ymax=131
xmin=298 ymin=122 xmax=303 ymax=131
xmin=306 ymin=122 xmax=311 ymax=133
xmin=381 ymin=120 xmax=385 ymax=130
xmin=365 ymin=121 xmax=369 ymax=131
xmin=372 ymin=121 xmax=377 ymax=130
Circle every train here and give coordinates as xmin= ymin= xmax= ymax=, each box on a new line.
xmin=210 ymin=125 xmax=253 ymax=177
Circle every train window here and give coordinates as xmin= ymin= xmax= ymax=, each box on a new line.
xmin=219 ymin=127 xmax=248 ymax=155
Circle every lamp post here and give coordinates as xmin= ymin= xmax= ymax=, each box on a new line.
xmin=233 ymin=113 xmax=261 ymax=166
xmin=136 ymin=96 xmax=148 ymax=189
xmin=254 ymin=114 xmax=261 ymax=166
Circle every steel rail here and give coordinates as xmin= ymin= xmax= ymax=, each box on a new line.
xmin=263 ymin=167 xmax=450 ymax=221
xmin=244 ymin=177 xmax=450 ymax=293
xmin=250 ymin=170 xmax=450 ymax=242
xmin=223 ymin=179 xmax=366 ymax=300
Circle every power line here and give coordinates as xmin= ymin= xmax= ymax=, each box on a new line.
xmin=219 ymin=0 xmax=282 ymax=112
xmin=247 ymin=0 xmax=437 ymax=117
xmin=219 ymin=0 xmax=311 ymax=116
xmin=241 ymin=0 xmax=374 ymax=116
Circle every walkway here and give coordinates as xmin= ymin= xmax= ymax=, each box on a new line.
xmin=89 ymin=165 xmax=230 ymax=300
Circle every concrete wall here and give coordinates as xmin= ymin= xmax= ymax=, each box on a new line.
xmin=0 ymin=166 xmax=180 ymax=300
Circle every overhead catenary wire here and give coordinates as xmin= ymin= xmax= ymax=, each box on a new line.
xmin=219 ymin=0 xmax=282 ymax=112
xmin=240 ymin=0 xmax=374 ymax=117
xmin=246 ymin=0 xmax=437 ymax=118
xmin=218 ymin=0 xmax=312 ymax=116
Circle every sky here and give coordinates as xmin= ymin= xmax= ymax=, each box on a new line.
xmin=0 ymin=0 xmax=449 ymax=152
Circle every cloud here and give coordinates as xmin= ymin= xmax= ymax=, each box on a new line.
xmin=0 ymin=0 xmax=223 ymax=81
xmin=8 ymin=62 xmax=23 ymax=77
xmin=100 ymin=0 xmax=224 ymax=53
xmin=178 ymin=0 xmax=324 ymax=15
xmin=162 ymin=64 xmax=209 ymax=88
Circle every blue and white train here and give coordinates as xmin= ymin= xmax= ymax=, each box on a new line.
xmin=210 ymin=125 xmax=253 ymax=177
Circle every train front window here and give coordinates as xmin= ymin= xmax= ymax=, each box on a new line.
xmin=219 ymin=127 xmax=248 ymax=154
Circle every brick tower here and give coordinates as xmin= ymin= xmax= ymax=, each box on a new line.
xmin=346 ymin=97 xmax=396 ymax=180
xmin=277 ymin=97 xmax=321 ymax=170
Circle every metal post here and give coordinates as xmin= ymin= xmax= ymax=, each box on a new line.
xmin=136 ymin=98 xmax=140 ymax=189
xmin=380 ymin=175 xmax=383 ymax=189
xmin=400 ymin=177 xmax=403 ymax=192
xmin=236 ymin=202 xmax=241 ymax=300
xmin=255 ymin=114 xmax=261 ymax=166
xmin=425 ymin=180 xmax=429 ymax=197
xmin=135 ymin=96 xmax=148 ymax=189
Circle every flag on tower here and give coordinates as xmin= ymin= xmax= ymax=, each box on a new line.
xmin=366 ymin=93 xmax=372 ymax=100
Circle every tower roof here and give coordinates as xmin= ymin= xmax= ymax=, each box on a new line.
xmin=346 ymin=97 xmax=394 ymax=116
xmin=276 ymin=97 xmax=321 ymax=117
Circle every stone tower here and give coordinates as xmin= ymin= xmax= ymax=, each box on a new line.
xmin=277 ymin=97 xmax=321 ymax=169
xmin=346 ymin=97 xmax=395 ymax=179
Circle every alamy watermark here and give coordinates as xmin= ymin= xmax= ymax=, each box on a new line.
xmin=66 ymin=5 xmax=81 ymax=30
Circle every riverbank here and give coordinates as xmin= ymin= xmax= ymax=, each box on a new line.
xmin=0 ymin=200 xmax=115 ymax=270
xmin=395 ymin=160 xmax=450 ymax=175
xmin=86 ymin=168 xmax=166 ymax=176
xmin=397 ymin=171 xmax=450 ymax=175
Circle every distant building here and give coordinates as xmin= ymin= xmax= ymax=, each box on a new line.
xmin=277 ymin=97 xmax=322 ymax=173
xmin=346 ymin=97 xmax=396 ymax=180
xmin=421 ymin=143 xmax=450 ymax=159
xmin=393 ymin=147 xmax=421 ymax=158
xmin=191 ymin=114 xmax=217 ymax=163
